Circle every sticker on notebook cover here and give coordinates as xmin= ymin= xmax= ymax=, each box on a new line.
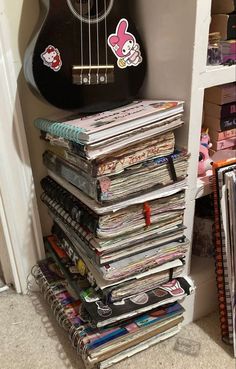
xmin=41 ymin=45 xmax=62 ymax=72
xmin=152 ymin=289 xmax=169 ymax=298
xmin=99 ymin=177 xmax=112 ymax=200
xmin=108 ymin=18 xmax=142 ymax=69
xmin=158 ymin=279 xmax=185 ymax=297
xmin=130 ymin=293 xmax=149 ymax=305
xmin=95 ymin=301 xmax=112 ymax=317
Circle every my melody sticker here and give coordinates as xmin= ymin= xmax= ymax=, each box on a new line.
xmin=108 ymin=18 xmax=142 ymax=69
xmin=41 ymin=45 xmax=62 ymax=72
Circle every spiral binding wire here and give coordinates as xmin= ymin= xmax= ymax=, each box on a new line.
xmin=34 ymin=119 xmax=86 ymax=144
xmin=31 ymin=262 xmax=88 ymax=359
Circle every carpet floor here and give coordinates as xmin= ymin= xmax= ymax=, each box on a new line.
xmin=0 ymin=288 xmax=234 ymax=369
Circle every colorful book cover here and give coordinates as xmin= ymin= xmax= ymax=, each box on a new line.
xmin=43 ymin=149 xmax=189 ymax=204
xmin=211 ymin=136 xmax=236 ymax=150
xmin=34 ymin=100 xmax=183 ymax=143
xmin=83 ymin=277 xmax=193 ymax=328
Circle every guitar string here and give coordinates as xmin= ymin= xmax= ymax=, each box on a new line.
xmin=96 ymin=0 xmax=100 ymax=79
xmin=104 ymin=0 xmax=108 ymax=83
xmin=80 ymin=0 xmax=83 ymax=83
xmin=88 ymin=0 xmax=92 ymax=82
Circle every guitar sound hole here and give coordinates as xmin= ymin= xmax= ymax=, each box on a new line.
xmin=67 ymin=0 xmax=114 ymax=24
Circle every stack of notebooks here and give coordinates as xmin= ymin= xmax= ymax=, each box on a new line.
xmin=203 ymin=83 xmax=236 ymax=153
xmin=33 ymin=100 xmax=193 ymax=367
xmin=212 ymin=159 xmax=236 ymax=357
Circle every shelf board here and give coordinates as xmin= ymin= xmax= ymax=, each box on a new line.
xmin=195 ymin=170 xmax=213 ymax=199
xmin=199 ymin=64 xmax=236 ymax=89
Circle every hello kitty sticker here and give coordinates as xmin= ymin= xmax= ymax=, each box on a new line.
xmin=108 ymin=19 xmax=142 ymax=69
xmin=41 ymin=45 xmax=62 ymax=72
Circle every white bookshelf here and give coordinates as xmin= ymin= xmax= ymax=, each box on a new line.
xmin=200 ymin=64 xmax=236 ymax=89
xmin=0 ymin=0 xmax=233 ymax=321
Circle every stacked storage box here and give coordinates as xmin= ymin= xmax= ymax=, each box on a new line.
xmin=33 ymin=100 xmax=193 ymax=368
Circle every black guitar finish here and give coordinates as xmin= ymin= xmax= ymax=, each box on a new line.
xmin=24 ymin=0 xmax=146 ymax=112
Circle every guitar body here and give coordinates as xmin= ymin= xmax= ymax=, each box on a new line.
xmin=24 ymin=0 xmax=146 ymax=112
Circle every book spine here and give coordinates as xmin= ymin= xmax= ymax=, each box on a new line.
xmin=220 ymin=117 xmax=236 ymax=132
xmin=213 ymin=137 xmax=236 ymax=150
xmin=70 ymin=141 xmax=88 ymax=158
xmin=64 ymin=151 xmax=97 ymax=177
xmin=217 ymin=128 xmax=236 ymax=140
xmin=43 ymin=151 xmax=99 ymax=201
xmin=220 ymin=102 xmax=236 ymax=119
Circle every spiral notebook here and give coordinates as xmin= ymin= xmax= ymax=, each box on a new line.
xmin=43 ymin=149 xmax=189 ymax=203
xmin=34 ymin=100 xmax=184 ymax=144
xmin=40 ymin=175 xmax=186 ymax=240
xmin=33 ymin=257 xmax=185 ymax=368
xmin=212 ymin=158 xmax=236 ymax=354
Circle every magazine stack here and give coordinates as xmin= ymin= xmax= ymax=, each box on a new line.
xmin=33 ymin=100 xmax=194 ymax=368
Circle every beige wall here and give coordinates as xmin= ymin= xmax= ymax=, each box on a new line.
xmin=2 ymin=0 xmax=59 ymax=235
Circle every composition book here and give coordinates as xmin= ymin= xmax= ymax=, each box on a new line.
xmin=34 ymin=100 xmax=184 ymax=144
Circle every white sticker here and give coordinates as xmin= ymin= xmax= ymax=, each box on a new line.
xmin=108 ymin=18 xmax=143 ymax=69
xmin=41 ymin=45 xmax=62 ymax=72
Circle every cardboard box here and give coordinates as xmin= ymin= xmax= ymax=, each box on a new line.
xmin=210 ymin=14 xmax=236 ymax=40
xmin=205 ymin=83 xmax=236 ymax=105
xmin=211 ymin=0 xmax=236 ymax=14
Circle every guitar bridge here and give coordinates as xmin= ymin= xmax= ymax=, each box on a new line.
xmin=72 ymin=65 xmax=114 ymax=85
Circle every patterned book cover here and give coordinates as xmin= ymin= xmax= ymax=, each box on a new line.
xmin=34 ymin=100 xmax=184 ymax=144
xmin=41 ymin=175 xmax=185 ymax=239
xmin=49 ymin=227 xmax=185 ymax=303
xmin=82 ymin=277 xmax=193 ymax=328
xmin=204 ymin=101 xmax=236 ymax=119
xmin=63 ymin=131 xmax=175 ymax=177
xmin=43 ymin=149 xmax=189 ymax=203
xmin=42 ymin=114 xmax=183 ymax=160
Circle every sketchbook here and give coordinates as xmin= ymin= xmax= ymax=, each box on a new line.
xmin=45 ymin=114 xmax=183 ymax=160
xmin=40 ymin=176 xmax=185 ymax=239
xmin=34 ymin=258 xmax=185 ymax=368
xmin=47 ymin=170 xmax=188 ymax=214
xmin=41 ymin=192 xmax=186 ymax=265
xmin=43 ymin=149 xmax=189 ymax=204
xmin=48 ymin=229 xmax=185 ymax=303
xmin=49 ymin=130 xmax=176 ymax=177
xmin=50 ymin=217 xmax=189 ymax=287
xmin=34 ymin=100 xmax=184 ymax=144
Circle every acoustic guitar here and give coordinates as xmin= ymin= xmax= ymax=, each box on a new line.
xmin=24 ymin=0 xmax=146 ymax=112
